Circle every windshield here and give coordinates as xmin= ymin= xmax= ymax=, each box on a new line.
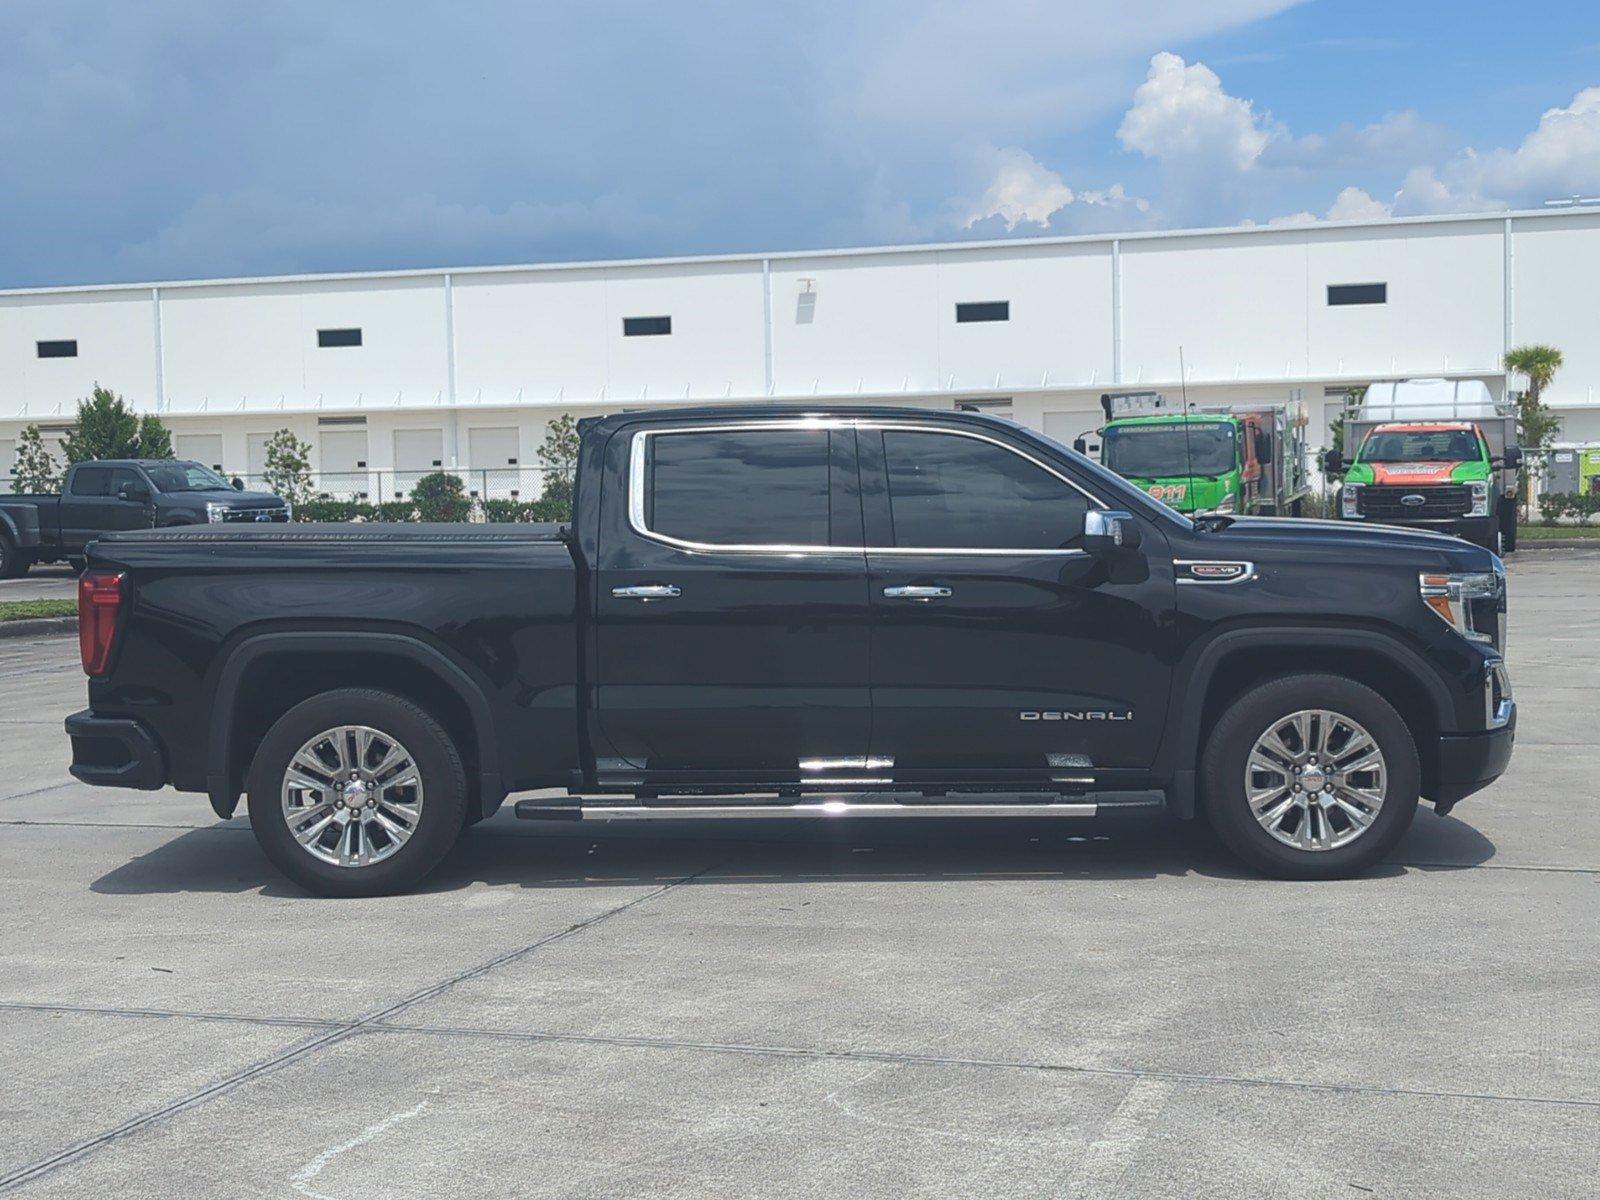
xmin=1102 ymin=423 xmax=1236 ymax=478
xmin=145 ymin=461 xmax=233 ymax=493
xmin=1359 ymin=429 xmax=1482 ymax=463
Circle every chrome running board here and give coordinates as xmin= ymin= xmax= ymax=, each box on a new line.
xmin=515 ymin=798 xmax=1100 ymax=822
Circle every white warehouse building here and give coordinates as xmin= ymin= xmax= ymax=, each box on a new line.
xmin=2 ymin=206 xmax=1599 ymax=496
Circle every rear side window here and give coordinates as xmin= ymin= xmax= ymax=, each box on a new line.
xmin=643 ymin=429 xmax=832 ymax=547
xmin=882 ymin=430 xmax=1089 ymax=551
xmin=69 ymin=466 xmax=111 ymax=496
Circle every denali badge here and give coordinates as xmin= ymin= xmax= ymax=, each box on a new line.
xmin=1020 ymin=710 xmax=1133 ymax=721
xmin=1400 ymin=493 xmax=1427 ymax=506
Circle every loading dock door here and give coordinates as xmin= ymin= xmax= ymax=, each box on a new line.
xmin=176 ymin=434 xmax=225 ymax=473
xmin=393 ymin=429 xmax=444 ymax=498
xmin=319 ymin=429 xmax=369 ymax=498
xmin=468 ymin=426 xmax=521 ymax=497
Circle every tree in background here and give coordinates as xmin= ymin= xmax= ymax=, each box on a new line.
xmin=411 ymin=470 xmax=470 ymax=522
xmin=535 ymin=413 xmax=580 ymax=519
xmin=136 ymin=415 xmax=174 ymax=459
xmin=262 ymin=429 xmax=316 ymax=505
xmin=11 ymin=425 xmax=61 ymax=493
xmin=60 ymin=384 xmax=174 ymax=462
xmin=1504 ymin=345 xmax=1565 ymax=520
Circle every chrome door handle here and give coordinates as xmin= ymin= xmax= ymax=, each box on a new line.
xmin=611 ymin=584 xmax=681 ymax=600
xmin=883 ymin=585 xmax=952 ymax=602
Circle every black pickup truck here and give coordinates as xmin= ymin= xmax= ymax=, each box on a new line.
xmin=66 ymin=406 xmax=1515 ymax=896
xmin=0 ymin=459 xmax=289 ymax=577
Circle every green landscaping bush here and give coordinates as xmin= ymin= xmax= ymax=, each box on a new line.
xmin=411 ymin=472 xmax=470 ymax=522
xmin=295 ymin=498 xmax=373 ymax=522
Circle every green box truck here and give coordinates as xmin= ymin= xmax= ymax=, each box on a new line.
xmin=1076 ymin=391 xmax=1312 ymax=516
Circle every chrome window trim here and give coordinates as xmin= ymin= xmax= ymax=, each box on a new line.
xmin=628 ymin=419 xmax=1104 ymax=557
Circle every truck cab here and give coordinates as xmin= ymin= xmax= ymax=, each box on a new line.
xmin=1328 ymin=380 xmax=1521 ymax=553
xmin=1080 ymin=391 xmax=1309 ymax=516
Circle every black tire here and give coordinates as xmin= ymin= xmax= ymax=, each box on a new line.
xmin=0 ymin=534 xmax=30 ymax=579
xmin=1500 ymin=501 xmax=1518 ymax=553
xmin=67 ymin=557 xmax=87 ymax=575
xmin=246 ymin=688 xmax=467 ymax=897
xmin=1201 ymin=673 xmax=1419 ymax=880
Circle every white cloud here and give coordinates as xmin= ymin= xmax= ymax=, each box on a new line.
xmin=1325 ymin=186 xmax=1392 ymax=221
xmin=1116 ymin=51 xmax=1272 ymax=172
xmin=960 ymin=148 xmax=1148 ymax=230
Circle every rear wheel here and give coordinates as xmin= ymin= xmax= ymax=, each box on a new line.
xmin=1201 ymin=674 xmax=1419 ymax=880
xmin=247 ymin=688 xmax=467 ymax=897
xmin=0 ymin=534 xmax=29 ymax=579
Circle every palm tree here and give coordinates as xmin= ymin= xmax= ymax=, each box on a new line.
xmin=1504 ymin=345 xmax=1565 ymax=521
xmin=1504 ymin=345 xmax=1564 ymax=404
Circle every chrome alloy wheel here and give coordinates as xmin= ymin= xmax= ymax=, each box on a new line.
xmin=1244 ymin=709 xmax=1388 ymax=852
xmin=280 ymin=725 xmax=425 ymax=868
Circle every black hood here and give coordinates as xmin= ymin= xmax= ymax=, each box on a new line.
xmin=187 ymin=488 xmax=287 ymax=508
xmin=1196 ymin=515 xmax=1498 ymax=571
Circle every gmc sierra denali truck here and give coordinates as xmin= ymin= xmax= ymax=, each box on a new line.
xmin=0 ymin=459 xmax=290 ymax=577
xmin=65 ymin=406 xmax=1515 ymax=896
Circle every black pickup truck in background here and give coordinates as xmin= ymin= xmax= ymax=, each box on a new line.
xmin=0 ymin=459 xmax=289 ymax=576
xmin=66 ymin=406 xmax=1515 ymax=896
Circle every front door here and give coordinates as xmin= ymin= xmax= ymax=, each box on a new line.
xmin=593 ymin=420 xmax=871 ymax=780
xmin=860 ymin=423 xmax=1175 ymax=780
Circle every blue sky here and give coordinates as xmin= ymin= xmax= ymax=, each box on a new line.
xmin=2 ymin=1 xmax=1598 ymax=288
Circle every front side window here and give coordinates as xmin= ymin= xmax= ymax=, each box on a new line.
xmin=643 ymin=429 xmax=831 ymax=547
xmin=1102 ymin=422 xmax=1237 ymax=478
xmin=882 ymin=430 xmax=1089 ymax=550
xmin=145 ymin=461 xmax=233 ymax=493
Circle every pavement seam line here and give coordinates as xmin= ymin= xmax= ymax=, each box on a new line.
xmin=7 ymin=996 xmax=1599 ymax=1117
xmin=0 ymin=863 xmax=719 ymax=1195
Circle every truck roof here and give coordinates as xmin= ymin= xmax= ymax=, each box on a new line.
xmin=1104 ymin=413 xmax=1237 ymax=427
xmin=1368 ymin=422 xmax=1477 ymax=434
xmin=581 ymin=404 xmax=1025 ymax=436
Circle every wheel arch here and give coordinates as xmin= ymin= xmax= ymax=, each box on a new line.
xmin=1162 ymin=626 xmax=1452 ymax=818
xmin=206 ymin=631 xmax=504 ymax=822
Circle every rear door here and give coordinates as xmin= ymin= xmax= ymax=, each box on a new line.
xmin=60 ymin=465 xmax=113 ymax=549
xmin=592 ymin=420 xmax=871 ymax=779
xmin=861 ymin=421 xmax=1175 ymax=781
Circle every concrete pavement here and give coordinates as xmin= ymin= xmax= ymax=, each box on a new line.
xmin=1 ymin=551 xmax=1597 ymax=1197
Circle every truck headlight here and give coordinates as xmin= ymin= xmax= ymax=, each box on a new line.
xmin=1420 ymin=571 xmax=1500 ymax=645
xmin=282 ymin=501 xmax=293 ymax=521
xmin=1467 ymin=480 xmax=1490 ymax=517
xmin=1214 ymin=492 xmax=1237 ymax=514
xmin=1341 ymin=483 xmax=1362 ymax=518
xmin=205 ymin=503 xmax=228 ymax=523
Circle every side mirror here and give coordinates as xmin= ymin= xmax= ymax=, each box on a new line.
xmin=117 ymin=482 xmax=150 ymax=503
xmin=1083 ymin=509 xmax=1141 ymax=554
xmin=1502 ymin=446 xmax=1524 ymax=470
xmin=1071 ymin=437 xmax=1087 ymax=455
xmin=1321 ymin=449 xmax=1344 ymax=474
xmin=232 ymin=477 xmax=245 ymax=490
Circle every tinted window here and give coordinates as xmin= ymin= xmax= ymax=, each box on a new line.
xmin=318 ymin=328 xmax=362 ymax=347
xmin=646 ymin=430 xmax=830 ymax=546
xmin=955 ymin=301 xmax=1009 ymax=323
xmin=37 ymin=340 xmax=78 ymax=358
xmin=1360 ymin=429 xmax=1482 ymax=463
xmin=69 ymin=466 xmax=111 ymax=496
xmin=1327 ymin=283 xmax=1386 ymax=306
xmin=623 ymin=315 xmax=672 ymax=337
xmin=109 ymin=468 xmax=145 ymax=497
xmin=145 ymin=461 xmax=233 ymax=493
xmin=1102 ymin=422 xmax=1236 ymax=478
xmin=883 ymin=430 xmax=1088 ymax=550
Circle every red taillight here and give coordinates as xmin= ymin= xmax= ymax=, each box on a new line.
xmin=78 ymin=570 xmax=126 ymax=676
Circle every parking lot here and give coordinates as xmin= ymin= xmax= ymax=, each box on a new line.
xmin=0 ymin=549 xmax=1595 ymax=1198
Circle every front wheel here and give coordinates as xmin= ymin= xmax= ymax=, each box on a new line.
xmin=1499 ymin=501 xmax=1518 ymax=553
xmin=1201 ymin=674 xmax=1419 ymax=880
xmin=246 ymin=688 xmax=467 ymax=897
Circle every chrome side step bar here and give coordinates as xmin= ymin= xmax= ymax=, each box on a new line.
xmin=515 ymin=798 xmax=1100 ymax=822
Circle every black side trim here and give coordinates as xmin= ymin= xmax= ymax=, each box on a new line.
xmin=1159 ymin=625 xmax=1456 ymax=794
xmin=66 ymin=710 xmax=167 ymax=791
xmin=203 ymin=632 xmax=505 ymax=821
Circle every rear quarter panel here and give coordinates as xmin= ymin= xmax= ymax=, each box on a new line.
xmin=84 ymin=529 xmax=580 ymax=794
